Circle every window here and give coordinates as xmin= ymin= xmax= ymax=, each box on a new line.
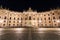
xmin=53 ymin=17 xmax=55 ymax=19
xmin=41 ymin=18 xmax=42 ymax=20
xmin=14 ymin=17 xmax=15 ymax=20
xmin=9 ymin=21 xmax=11 ymax=23
xmin=44 ymin=15 xmax=46 ymax=16
xmin=17 ymin=18 xmax=19 ymax=20
xmin=54 ymin=20 xmax=56 ymax=22
xmin=49 ymin=24 xmax=51 ymax=26
xmin=49 ymin=21 xmax=51 ymax=23
xmin=25 ymin=18 xmax=27 ymax=20
xmin=58 ymin=13 xmax=59 ymax=15
xmin=45 ymin=24 xmax=47 ymax=26
xmin=55 ymin=24 xmax=56 ymax=26
xmin=17 ymin=24 xmax=19 ymax=26
xmin=4 ymin=16 xmax=6 ymax=19
xmin=59 ymin=16 xmax=60 ymax=19
xmin=17 ymin=21 xmax=19 ymax=23
xmin=13 ymin=24 xmax=15 ymax=26
xmin=29 ymin=16 xmax=31 ymax=20
xmin=48 ymin=14 xmax=50 ymax=16
xmin=53 ymin=13 xmax=54 ymax=15
xmin=37 ymin=18 xmax=39 ymax=20
xmin=3 ymin=24 xmax=5 ymax=26
xmin=4 ymin=21 xmax=6 ymax=22
xmin=25 ymin=22 xmax=27 ymax=24
xmin=48 ymin=17 xmax=50 ymax=20
xmin=0 ymin=16 xmax=1 ymax=18
xmin=44 ymin=18 xmax=46 ymax=20
xmin=33 ymin=18 xmax=35 ymax=20
xmin=13 ymin=21 xmax=15 ymax=23
xmin=41 ymin=24 xmax=43 ymax=26
xmin=10 ymin=17 xmax=11 ymax=20
xmin=21 ymin=18 xmax=23 ymax=20
xmin=9 ymin=24 xmax=11 ymax=26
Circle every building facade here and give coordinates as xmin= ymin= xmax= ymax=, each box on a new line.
xmin=0 ymin=8 xmax=60 ymax=28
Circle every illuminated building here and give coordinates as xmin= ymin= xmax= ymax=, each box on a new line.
xmin=0 ymin=8 xmax=60 ymax=28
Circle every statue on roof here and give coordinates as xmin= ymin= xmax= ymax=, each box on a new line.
xmin=27 ymin=7 xmax=33 ymax=12
xmin=0 ymin=5 xmax=3 ymax=9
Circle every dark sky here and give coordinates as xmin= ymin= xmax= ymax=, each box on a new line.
xmin=0 ymin=0 xmax=60 ymax=12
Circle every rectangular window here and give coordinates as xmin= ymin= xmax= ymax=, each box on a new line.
xmin=29 ymin=16 xmax=31 ymax=20
xmin=25 ymin=18 xmax=27 ymax=20
xmin=14 ymin=17 xmax=15 ymax=20
xmin=48 ymin=17 xmax=50 ymax=20
xmin=13 ymin=21 xmax=15 ymax=23
xmin=33 ymin=18 xmax=35 ymax=20
xmin=3 ymin=24 xmax=5 ymax=26
xmin=13 ymin=24 xmax=15 ymax=26
xmin=37 ymin=18 xmax=39 ymax=20
xmin=53 ymin=17 xmax=55 ymax=19
xmin=49 ymin=21 xmax=51 ymax=23
xmin=53 ymin=13 xmax=54 ymax=15
xmin=59 ymin=16 xmax=60 ymax=19
xmin=4 ymin=16 xmax=6 ymax=19
xmin=9 ymin=21 xmax=11 ymax=23
xmin=17 ymin=24 xmax=19 ymax=26
xmin=55 ymin=24 xmax=56 ymax=26
xmin=44 ymin=15 xmax=46 ymax=16
xmin=48 ymin=14 xmax=50 ymax=16
xmin=0 ymin=16 xmax=1 ymax=18
xmin=4 ymin=20 xmax=6 ymax=22
xmin=17 ymin=21 xmax=19 ymax=23
xmin=17 ymin=18 xmax=19 ymax=20
xmin=10 ymin=17 xmax=11 ymax=20
xmin=44 ymin=18 xmax=46 ymax=20
xmin=21 ymin=18 xmax=23 ymax=20
xmin=9 ymin=24 xmax=11 ymax=26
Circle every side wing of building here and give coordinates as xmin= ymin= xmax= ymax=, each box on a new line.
xmin=0 ymin=9 xmax=60 ymax=28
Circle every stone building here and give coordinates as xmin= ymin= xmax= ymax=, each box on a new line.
xmin=0 ymin=8 xmax=60 ymax=28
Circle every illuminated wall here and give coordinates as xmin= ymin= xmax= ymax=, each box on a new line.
xmin=0 ymin=8 xmax=60 ymax=28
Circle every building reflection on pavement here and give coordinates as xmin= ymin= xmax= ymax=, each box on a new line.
xmin=0 ymin=28 xmax=60 ymax=40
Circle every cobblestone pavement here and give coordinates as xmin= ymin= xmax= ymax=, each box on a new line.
xmin=0 ymin=28 xmax=60 ymax=40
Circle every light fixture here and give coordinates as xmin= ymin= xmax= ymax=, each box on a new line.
xmin=19 ymin=20 xmax=21 ymax=23
xmin=39 ymin=20 xmax=41 ymax=23
xmin=0 ymin=19 xmax=4 ymax=23
xmin=32 ymin=20 xmax=37 ymax=22
xmin=56 ymin=20 xmax=60 ymax=23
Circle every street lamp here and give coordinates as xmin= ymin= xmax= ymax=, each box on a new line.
xmin=56 ymin=20 xmax=60 ymax=23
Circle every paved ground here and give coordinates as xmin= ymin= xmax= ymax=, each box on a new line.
xmin=0 ymin=28 xmax=60 ymax=40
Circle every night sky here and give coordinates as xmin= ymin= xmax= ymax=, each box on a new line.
xmin=0 ymin=0 xmax=60 ymax=12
